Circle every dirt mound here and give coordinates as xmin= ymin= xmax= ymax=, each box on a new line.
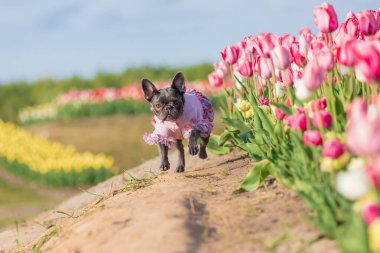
xmin=0 ymin=151 xmax=338 ymax=253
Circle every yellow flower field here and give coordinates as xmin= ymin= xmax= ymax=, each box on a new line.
xmin=0 ymin=120 xmax=114 ymax=186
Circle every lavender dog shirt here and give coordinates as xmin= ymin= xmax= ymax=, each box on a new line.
xmin=144 ymin=89 xmax=214 ymax=148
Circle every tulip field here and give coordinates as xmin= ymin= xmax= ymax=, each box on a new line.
xmin=0 ymin=120 xmax=114 ymax=187
xmin=19 ymin=80 xmax=225 ymax=125
xmin=208 ymin=3 xmax=380 ymax=253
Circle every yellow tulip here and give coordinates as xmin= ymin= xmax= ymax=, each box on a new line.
xmin=243 ymin=107 xmax=254 ymax=118
xmin=0 ymin=120 xmax=114 ymax=175
xmin=236 ymin=99 xmax=251 ymax=112
xmin=369 ymin=218 xmax=380 ymax=252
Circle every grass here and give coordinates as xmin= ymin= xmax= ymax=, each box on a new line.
xmin=0 ymin=177 xmax=45 ymax=206
xmin=30 ymin=227 xmax=59 ymax=253
xmin=0 ymin=177 xmax=51 ymax=229
xmin=117 ymin=174 xmax=154 ymax=194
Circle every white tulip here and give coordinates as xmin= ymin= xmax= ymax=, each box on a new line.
xmin=295 ymin=79 xmax=312 ymax=100
xmin=336 ymin=170 xmax=370 ymax=201
xmin=347 ymin=158 xmax=366 ymax=171
xmin=275 ymin=82 xmax=285 ymax=97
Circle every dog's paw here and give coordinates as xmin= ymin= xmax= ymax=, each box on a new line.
xmin=160 ymin=160 xmax=170 ymax=171
xmin=176 ymin=165 xmax=185 ymax=173
xmin=189 ymin=144 xmax=199 ymax=156
xmin=199 ymin=148 xmax=207 ymax=159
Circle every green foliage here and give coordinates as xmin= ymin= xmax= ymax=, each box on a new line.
xmin=0 ymin=157 xmax=113 ymax=187
xmin=56 ymin=100 xmax=151 ymax=119
xmin=206 ymin=134 xmax=230 ymax=155
xmin=21 ymin=94 xmax=225 ymax=125
xmin=0 ymin=64 xmax=213 ymax=122
xmin=216 ymin=78 xmax=352 ymax=240
xmin=236 ymin=159 xmax=270 ymax=192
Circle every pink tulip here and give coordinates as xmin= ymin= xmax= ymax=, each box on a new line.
xmin=353 ymin=41 xmax=380 ymax=83
xmin=214 ymin=61 xmax=228 ymax=78
xmin=259 ymin=97 xmax=269 ymax=106
xmin=237 ymin=61 xmax=253 ymax=77
xmin=227 ymin=97 xmax=233 ymax=107
xmin=278 ymin=67 xmax=294 ymax=86
xmin=299 ymin=27 xmax=312 ymax=36
xmin=315 ymin=51 xmax=334 ymax=71
xmin=257 ymin=33 xmax=277 ymax=57
xmin=286 ymin=98 xmax=292 ymax=107
xmin=271 ymin=45 xmax=291 ymax=70
xmin=303 ymin=130 xmax=323 ymax=146
xmin=312 ymin=110 xmax=332 ymax=128
xmin=238 ymin=40 xmax=247 ymax=53
xmin=357 ymin=10 xmax=379 ymax=36
xmin=293 ymin=69 xmax=303 ymax=80
xmin=347 ymin=98 xmax=380 ymax=156
xmin=313 ymin=2 xmax=339 ymax=33
xmin=307 ymin=40 xmax=328 ymax=62
xmin=279 ymin=34 xmax=296 ymax=48
xmin=299 ymin=32 xmax=314 ymax=58
xmin=322 ymin=140 xmax=346 ymax=158
xmin=363 ymin=203 xmax=380 ymax=225
xmin=256 ymin=56 xmax=272 ymax=79
xmin=285 ymin=113 xmax=307 ymax=131
xmin=296 ymin=107 xmax=306 ymax=114
xmin=333 ymin=24 xmax=354 ymax=48
xmin=221 ymin=45 xmax=240 ymax=65
xmin=366 ymin=165 xmax=379 ymax=189
xmin=310 ymin=97 xmax=327 ymax=112
xmin=377 ymin=9 xmax=380 ymax=28
xmin=208 ymin=72 xmax=223 ymax=87
xmin=303 ymin=61 xmax=325 ymax=91
xmin=244 ymin=36 xmax=258 ymax=54
xmin=274 ymin=107 xmax=286 ymax=120
xmin=290 ymin=42 xmax=306 ymax=67
xmin=345 ymin=12 xmax=360 ymax=37
xmin=337 ymin=39 xmax=357 ymax=66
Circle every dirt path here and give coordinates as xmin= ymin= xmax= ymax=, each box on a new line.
xmin=0 ymin=151 xmax=339 ymax=253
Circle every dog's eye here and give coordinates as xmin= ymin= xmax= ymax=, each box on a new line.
xmin=173 ymin=101 xmax=179 ymax=105
xmin=154 ymin=104 xmax=162 ymax=110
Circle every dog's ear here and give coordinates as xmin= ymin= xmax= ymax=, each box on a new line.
xmin=142 ymin=79 xmax=157 ymax=101
xmin=171 ymin=72 xmax=186 ymax=94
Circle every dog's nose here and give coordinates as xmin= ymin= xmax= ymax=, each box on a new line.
xmin=165 ymin=105 xmax=174 ymax=112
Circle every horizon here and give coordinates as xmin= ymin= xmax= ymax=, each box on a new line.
xmin=1 ymin=0 xmax=378 ymax=83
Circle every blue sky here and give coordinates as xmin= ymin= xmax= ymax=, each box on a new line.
xmin=0 ymin=0 xmax=378 ymax=82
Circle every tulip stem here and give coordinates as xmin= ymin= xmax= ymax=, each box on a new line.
xmin=328 ymin=71 xmax=339 ymax=132
xmin=269 ymin=58 xmax=277 ymax=101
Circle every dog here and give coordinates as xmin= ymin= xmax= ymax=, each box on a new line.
xmin=142 ymin=72 xmax=214 ymax=172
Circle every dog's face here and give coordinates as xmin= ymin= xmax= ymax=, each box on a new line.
xmin=142 ymin=72 xmax=186 ymax=121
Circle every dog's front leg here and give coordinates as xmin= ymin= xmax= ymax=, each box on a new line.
xmin=176 ymin=140 xmax=185 ymax=173
xmin=188 ymin=130 xmax=200 ymax=156
xmin=159 ymin=144 xmax=170 ymax=171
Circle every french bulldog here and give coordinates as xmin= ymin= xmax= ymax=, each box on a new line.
xmin=142 ymin=72 xmax=214 ymax=172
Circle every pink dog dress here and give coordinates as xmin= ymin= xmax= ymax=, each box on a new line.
xmin=144 ymin=89 xmax=214 ymax=148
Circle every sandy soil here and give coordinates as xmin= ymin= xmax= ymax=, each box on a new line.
xmin=0 ymin=151 xmax=339 ymax=253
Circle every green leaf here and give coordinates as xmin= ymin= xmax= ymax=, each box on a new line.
xmin=235 ymin=159 xmax=271 ymax=192
xmin=274 ymin=121 xmax=284 ymax=142
xmin=245 ymin=143 xmax=266 ymax=157
xmin=271 ymin=102 xmax=292 ymax=115
xmin=239 ymin=130 xmax=252 ymax=143
xmin=219 ymin=131 xmax=233 ymax=146
xmin=222 ymin=118 xmax=251 ymax=132
xmin=234 ymin=75 xmax=249 ymax=95
xmin=254 ymin=106 xmax=274 ymax=135
xmin=207 ymin=134 xmax=230 ymax=155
